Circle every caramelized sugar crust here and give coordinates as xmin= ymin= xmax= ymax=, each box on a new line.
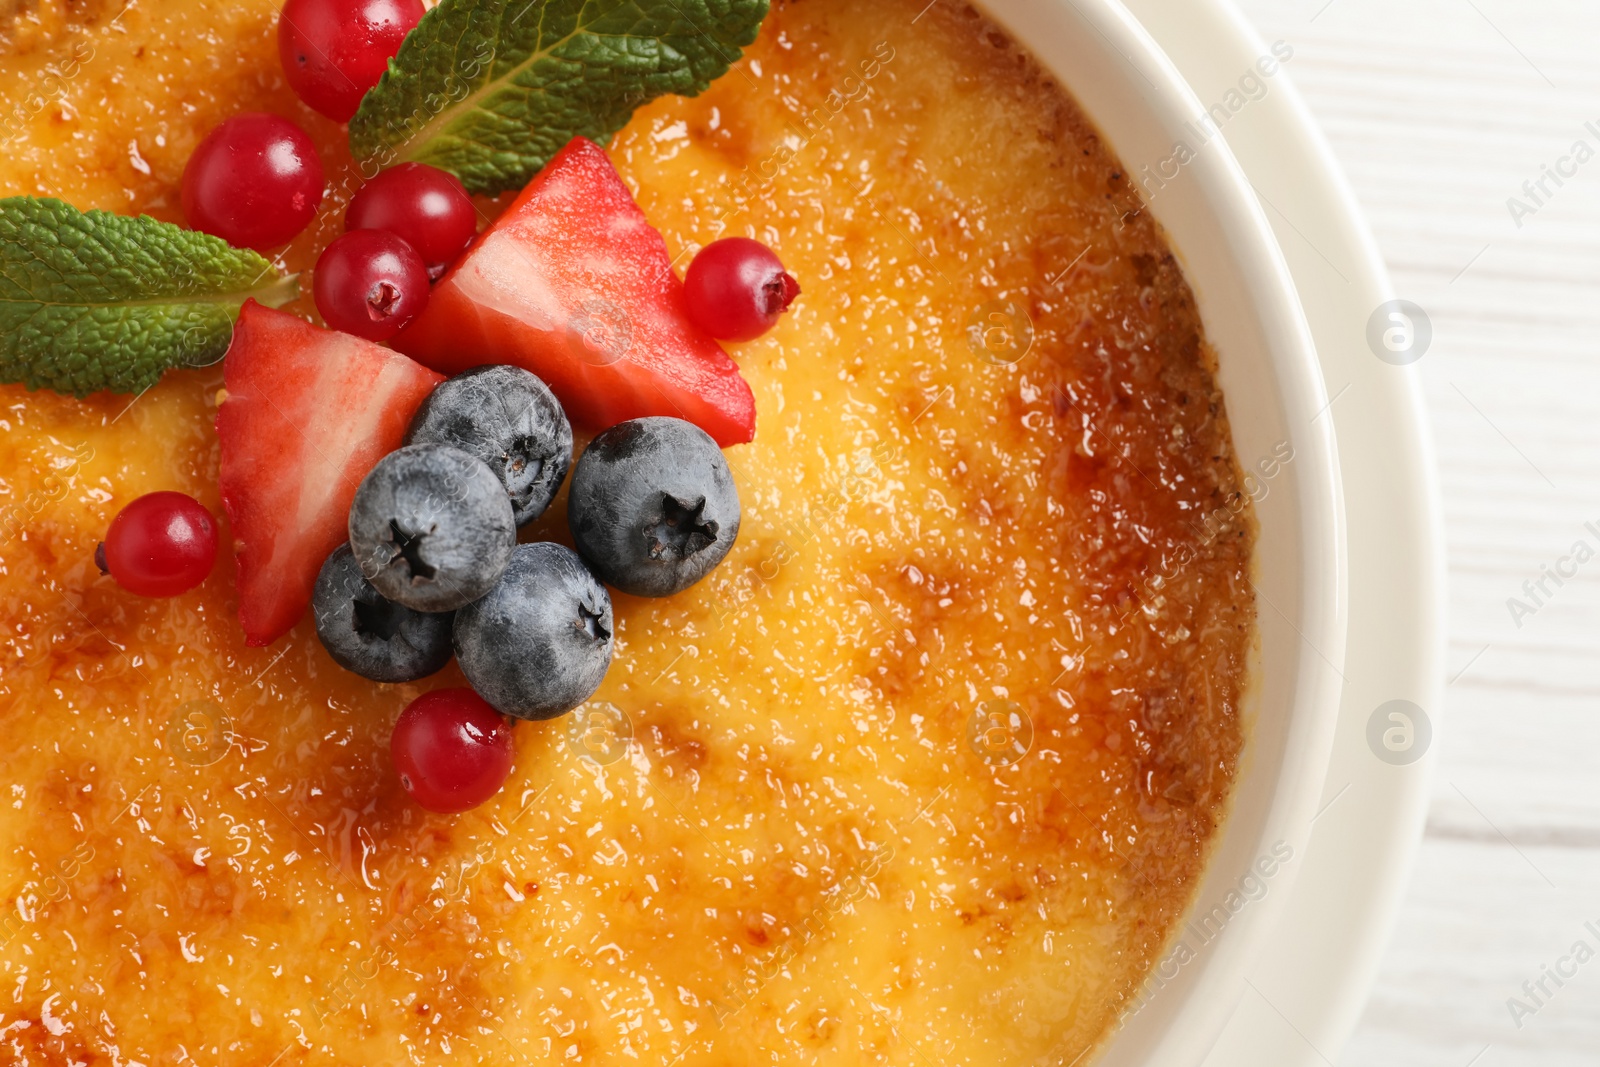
xmin=0 ymin=0 xmax=1255 ymax=1062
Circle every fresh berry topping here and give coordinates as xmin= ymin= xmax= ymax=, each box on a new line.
xmin=683 ymin=238 xmax=800 ymax=342
xmin=99 ymin=491 xmax=218 ymax=598
xmin=181 ymin=113 xmax=325 ymax=251
xmin=217 ymin=302 xmax=443 ymax=646
xmin=347 ymin=163 xmax=478 ymax=279
xmin=278 ymin=0 xmax=425 ymax=122
xmin=348 ymin=443 xmax=516 ymax=613
xmin=405 ymin=365 xmax=573 ymax=527
xmin=390 ymin=687 xmax=514 ymax=813
xmin=453 ymin=543 xmax=613 ymax=720
xmin=392 ymin=137 xmax=757 ymax=447
xmin=568 ymin=417 xmax=740 ymax=598
xmin=313 ymin=544 xmax=453 ymax=682
xmin=313 ymin=229 xmax=430 ymax=342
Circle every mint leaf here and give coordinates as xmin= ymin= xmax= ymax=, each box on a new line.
xmin=349 ymin=0 xmax=768 ymax=195
xmin=0 ymin=197 xmax=297 ymax=398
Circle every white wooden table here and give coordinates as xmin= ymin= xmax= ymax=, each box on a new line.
xmin=1228 ymin=1 xmax=1600 ymax=1063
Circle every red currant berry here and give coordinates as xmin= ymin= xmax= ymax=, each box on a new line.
xmin=347 ymin=163 xmax=479 ymax=279
xmin=181 ymin=113 xmax=325 ymax=251
xmin=683 ymin=237 xmax=800 ymax=342
xmin=278 ymin=0 xmax=425 ymax=122
xmin=313 ymin=229 xmax=430 ymax=341
xmin=391 ymin=688 xmax=515 ymax=813
xmin=99 ymin=491 xmax=218 ymax=598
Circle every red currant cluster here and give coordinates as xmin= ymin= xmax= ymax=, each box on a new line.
xmin=179 ymin=0 xmax=476 ymax=342
xmin=316 ymin=163 xmax=476 ymax=340
xmin=178 ymin=0 xmax=799 ymax=349
xmin=135 ymin=0 xmax=804 ymax=817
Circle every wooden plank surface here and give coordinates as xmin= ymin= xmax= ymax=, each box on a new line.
xmin=1231 ymin=1 xmax=1600 ymax=1063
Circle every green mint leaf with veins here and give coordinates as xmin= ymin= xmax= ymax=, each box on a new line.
xmin=349 ymin=0 xmax=769 ymax=195
xmin=0 ymin=197 xmax=297 ymax=398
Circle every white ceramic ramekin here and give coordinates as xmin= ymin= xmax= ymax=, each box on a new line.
xmin=971 ymin=0 xmax=1348 ymax=1061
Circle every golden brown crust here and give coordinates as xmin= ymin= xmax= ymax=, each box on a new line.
xmin=0 ymin=0 xmax=1252 ymax=1062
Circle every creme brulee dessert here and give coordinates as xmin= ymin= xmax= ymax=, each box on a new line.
xmin=0 ymin=0 xmax=1256 ymax=1063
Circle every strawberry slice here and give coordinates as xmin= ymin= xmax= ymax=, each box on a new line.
xmin=217 ymin=302 xmax=443 ymax=646
xmin=392 ymin=137 xmax=756 ymax=447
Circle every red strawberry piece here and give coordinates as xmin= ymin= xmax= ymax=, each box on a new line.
xmin=217 ymin=301 xmax=443 ymax=646
xmin=391 ymin=137 xmax=756 ymax=447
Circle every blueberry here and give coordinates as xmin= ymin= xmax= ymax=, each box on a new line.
xmin=567 ymin=417 xmax=740 ymax=597
xmin=348 ymin=443 xmax=516 ymax=613
xmin=453 ymin=543 xmax=614 ymax=720
xmin=312 ymin=544 xmax=454 ymax=682
xmin=405 ymin=365 xmax=573 ymax=526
